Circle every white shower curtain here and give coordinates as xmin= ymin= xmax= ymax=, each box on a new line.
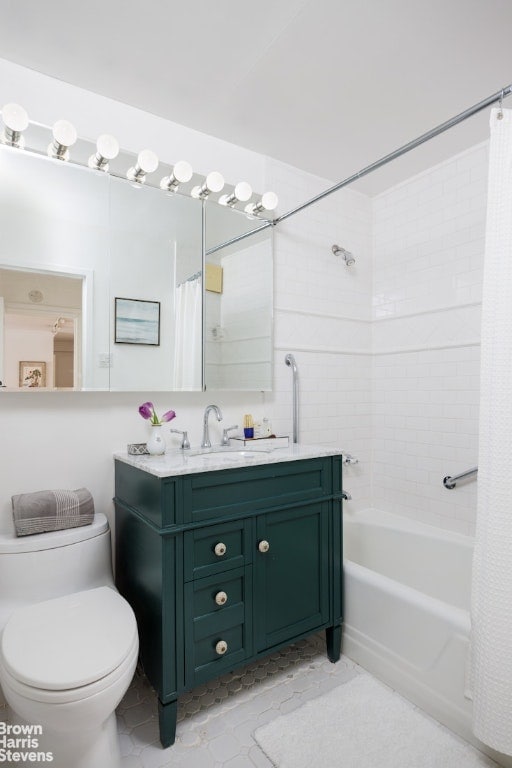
xmin=471 ymin=107 xmax=512 ymax=755
xmin=174 ymin=277 xmax=202 ymax=390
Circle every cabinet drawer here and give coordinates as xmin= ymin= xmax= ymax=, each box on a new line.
xmin=184 ymin=519 xmax=251 ymax=581
xmin=184 ymin=458 xmax=333 ymax=523
xmin=190 ymin=569 xmax=246 ymax=619
xmin=184 ymin=567 xmax=253 ymax=686
xmin=189 ymin=624 xmax=247 ymax=686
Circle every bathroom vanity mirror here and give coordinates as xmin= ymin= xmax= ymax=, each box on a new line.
xmin=0 ymin=137 xmax=274 ymax=393
xmin=204 ymin=203 xmax=273 ymax=391
xmin=108 ymin=176 xmax=203 ymax=391
xmin=0 ymin=145 xmax=110 ymax=390
xmin=0 ymin=143 xmax=203 ymax=391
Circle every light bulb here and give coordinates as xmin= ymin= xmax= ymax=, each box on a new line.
xmin=191 ymin=170 xmax=225 ymax=199
xmin=219 ymin=181 xmax=253 ymax=207
xmin=173 ymin=160 xmax=193 ymax=183
xmin=261 ymin=191 xmax=278 ymax=211
xmin=1 ymin=103 xmax=29 ymax=148
xmin=127 ymin=149 xmax=159 ymax=184
xmin=88 ymin=133 xmax=119 ymax=171
xmin=159 ymin=159 xmax=193 ymax=191
xmin=47 ymin=119 xmax=77 ymax=161
xmin=206 ymin=171 xmax=224 ymax=193
xmin=245 ymin=191 xmax=278 ymax=216
xmin=53 ymin=120 xmax=77 ymax=146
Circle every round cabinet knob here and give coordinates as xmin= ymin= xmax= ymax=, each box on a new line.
xmin=215 ymin=640 xmax=228 ymax=656
xmin=214 ymin=542 xmax=227 ymax=557
xmin=215 ymin=591 xmax=228 ymax=606
xmin=258 ymin=539 xmax=270 ymax=553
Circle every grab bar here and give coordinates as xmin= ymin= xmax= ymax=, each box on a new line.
xmin=443 ymin=466 xmax=478 ymax=489
xmin=285 ymin=353 xmax=299 ymax=444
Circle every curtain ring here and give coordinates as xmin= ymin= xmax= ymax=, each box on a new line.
xmin=498 ymin=89 xmax=504 ymax=120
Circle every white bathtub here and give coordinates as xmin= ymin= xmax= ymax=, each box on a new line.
xmin=342 ymin=508 xmax=508 ymax=760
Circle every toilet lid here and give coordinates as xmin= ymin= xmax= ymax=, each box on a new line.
xmin=0 ymin=586 xmax=137 ymax=690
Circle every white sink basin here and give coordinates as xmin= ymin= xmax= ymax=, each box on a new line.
xmin=185 ymin=448 xmax=270 ymax=464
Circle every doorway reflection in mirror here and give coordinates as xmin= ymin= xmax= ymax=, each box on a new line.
xmin=0 ymin=268 xmax=82 ymax=390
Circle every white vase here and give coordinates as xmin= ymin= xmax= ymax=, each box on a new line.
xmin=146 ymin=424 xmax=166 ymax=455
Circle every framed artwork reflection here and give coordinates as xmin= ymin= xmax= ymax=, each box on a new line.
xmin=114 ymin=298 xmax=160 ymax=346
xmin=19 ymin=361 xmax=47 ymax=388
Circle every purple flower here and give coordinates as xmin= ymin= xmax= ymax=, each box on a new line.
xmin=138 ymin=402 xmax=154 ymax=420
xmin=138 ymin=402 xmax=176 ymax=425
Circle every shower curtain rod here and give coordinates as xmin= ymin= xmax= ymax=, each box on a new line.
xmin=275 ymin=83 xmax=512 ymax=224
xmin=207 ymin=83 xmax=512 ymax=255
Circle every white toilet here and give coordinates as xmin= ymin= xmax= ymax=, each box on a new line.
xmin=0 ymin=513 xmax=138 ymax=768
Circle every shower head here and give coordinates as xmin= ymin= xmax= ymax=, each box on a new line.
xmin=285 ymin=353 xmax=297 ymax=373
xmin=332 ymin=244 xmax=355 ymax=266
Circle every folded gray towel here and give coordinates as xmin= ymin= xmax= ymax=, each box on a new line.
xmin=11 ymin=488 xmax=95 ymax=537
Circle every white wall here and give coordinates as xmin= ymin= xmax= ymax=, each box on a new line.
xmin=372 ymin=142 xmax=488 ymax=535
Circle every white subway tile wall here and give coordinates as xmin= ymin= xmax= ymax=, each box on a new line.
xmin=262 ymin=142 xmax=488 ymax=533
xmin=264 ymin=158 xmax=373 ymax=510
xmin=372 ymin=142 xmax=489 ymax=534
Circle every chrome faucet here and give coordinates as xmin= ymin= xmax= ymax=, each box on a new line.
xmin=221 ymin=425 xmax=238 ymax=446
xmin=201 ymin=404 xmax=223 ymax=448
xmin=169 ymin=429 xmax=190 ymax=450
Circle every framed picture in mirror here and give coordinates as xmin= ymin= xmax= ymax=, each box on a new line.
xmin=114 ymin=298 xmax=160 ymax=346
xmin=19 ymin=361 xmax=47 ymax=388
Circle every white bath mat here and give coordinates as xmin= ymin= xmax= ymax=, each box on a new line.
xmin=254 ymin=673 xmax=497 ymax=768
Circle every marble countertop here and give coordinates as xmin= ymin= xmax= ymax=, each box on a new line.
xmin=114 ymin=443 xmax=343 ymax=478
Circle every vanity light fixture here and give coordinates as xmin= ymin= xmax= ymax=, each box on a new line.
xmin=1 ymin=103 xmax=29 ymax=148
xmin=244 ymin=191 xmax=278 ymax=217
xmin=88 ymin=134 xmax=120 ymax=171
xmin=1 ymin=100 xmax=278 ymax=214
xmin=47 ymin=119 xmax=78 ymax=161
xmin=126 ymin=149 xmax=159 ymax=184
xmin=159 ymin=160 xmax=193 ymax=192
xmin=191 ymin=171 xmax=225 ymax=199
xmin=219 ymin=181 xmax=253 ymax=207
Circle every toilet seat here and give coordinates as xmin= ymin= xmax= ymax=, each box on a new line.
xmin=0 ymin=586 xmax=137 ymax=694
xmin=0 ymin=635 xmax=138 ymax=705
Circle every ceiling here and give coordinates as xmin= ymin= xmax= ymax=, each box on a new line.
xmin=1 ymin=0 xmax=511 ymax=196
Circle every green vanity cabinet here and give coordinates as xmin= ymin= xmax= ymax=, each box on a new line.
xmin=114 ymin=452 xmax=343 ymax=748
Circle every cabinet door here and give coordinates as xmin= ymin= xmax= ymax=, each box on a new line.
xmin=254 ymin=501 xmax=330 ymax=652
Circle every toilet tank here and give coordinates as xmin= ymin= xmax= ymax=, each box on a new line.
xmin=0 ymin=513 xmax=115 ymax=632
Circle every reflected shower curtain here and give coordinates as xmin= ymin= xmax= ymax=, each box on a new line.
xmin=174 ymin=277 xmax=202 ymax=390
xmin=471 ymin=108 xmax=512 ymax=755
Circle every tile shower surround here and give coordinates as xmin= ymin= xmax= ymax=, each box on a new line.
xmin=267 ymin=140 xmax=488 ymax=535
